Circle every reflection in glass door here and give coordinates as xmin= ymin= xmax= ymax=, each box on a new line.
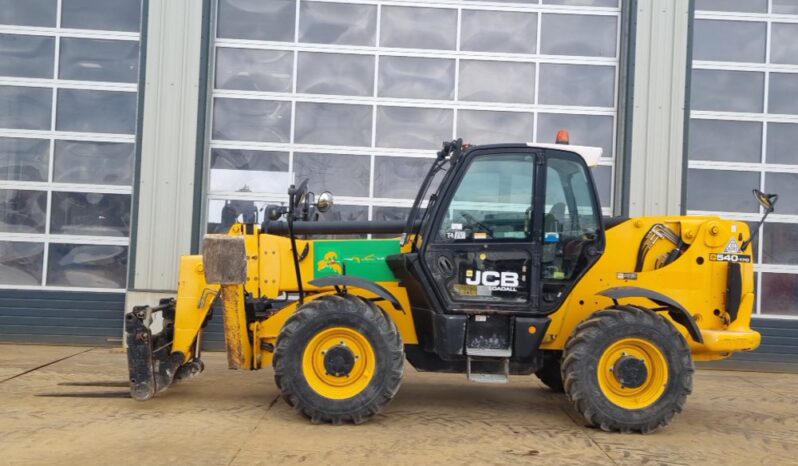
xmin=0 ymin=0 xmax=143 ymax=291
xmin=205 ymin=0 xmax=623 ymax=234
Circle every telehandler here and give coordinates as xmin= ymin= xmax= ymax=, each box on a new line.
xmin=124 ymin=134 xmax=773 ymax=433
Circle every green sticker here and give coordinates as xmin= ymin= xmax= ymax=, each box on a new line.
xmin=314 ymin=239 xmax=400 ymax=282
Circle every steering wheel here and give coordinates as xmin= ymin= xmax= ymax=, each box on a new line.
xmin=460 ymin=212 xmax=494 ymax=238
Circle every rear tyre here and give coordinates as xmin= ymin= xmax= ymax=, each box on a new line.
xmin=273 ymin=294 xmax=403 ymax=424
xmin=535 ymin=352 xmax=564 ymax=393
xmin=562 ymin=307 xmax=693 ymax=433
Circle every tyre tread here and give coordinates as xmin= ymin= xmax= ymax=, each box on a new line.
xmin=273 ymin=294 xmax=404 ymax=425
xmin=561 ymin=306 xmax=694 ymax=434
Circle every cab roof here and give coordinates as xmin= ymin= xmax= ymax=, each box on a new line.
xmin=526 ymin=142 xmax=603 ymax=167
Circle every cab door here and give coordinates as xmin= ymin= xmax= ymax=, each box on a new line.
xmin=539 ymin=150 xmax=605 ymax=312
xmin=421 ymin=148 xmax=544 ymax=313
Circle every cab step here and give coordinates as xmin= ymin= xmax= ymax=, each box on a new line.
xmin=465 ymin=347 xmax=512 ymax=357
xmin=466 ymin=356 xmax=509 ymax=384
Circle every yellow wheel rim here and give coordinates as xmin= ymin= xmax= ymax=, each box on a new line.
xmin=302 ymin=326 xmax=376 ymax=400
xmin=597 ymin=337 xmax=668 ymax=410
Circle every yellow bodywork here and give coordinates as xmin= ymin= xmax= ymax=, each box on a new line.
xmin=170 ymin=224 xmax=417 ymax=369
xmin=170 ymin=215 xmax=759 ymax=370
xmin=539 ymin=216 xmax=760 ymax=360
xmin=171 ymin=255 xmax=218 ymax=361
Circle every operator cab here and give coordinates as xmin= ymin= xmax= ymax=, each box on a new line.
xmin=395 ymin=135 xmax=605 ymax=317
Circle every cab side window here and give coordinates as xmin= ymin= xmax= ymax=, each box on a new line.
xmin=437 ymin=153 xmax=535 ymax=242
xmin=542 ymin=157 xmax=600 ymax=280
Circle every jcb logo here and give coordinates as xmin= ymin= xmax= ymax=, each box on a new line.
xmin=465 ymin=270 xmax=519 ymax=288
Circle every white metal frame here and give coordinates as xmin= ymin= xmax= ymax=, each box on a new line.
xmin=690 ymin=1 xmax=798 ymax=318
xmin=0 ymin=0 xmax=141 ymax=292
xmin=205 ymin=0 xmax=623 ymax=231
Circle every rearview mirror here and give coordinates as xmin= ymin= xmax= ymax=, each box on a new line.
xmin=753 ymin=189 xmax=778 ymax=213
xmin=265 ymin=204 xmax=284 ymax=221
xmin=742 ymin=189 xmax=779 ymax=252
xmin=317 ymin=191 xmax=334 ymax=213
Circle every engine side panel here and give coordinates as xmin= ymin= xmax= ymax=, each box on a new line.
xmin=540 ymin=216 xmax=759 ymax=359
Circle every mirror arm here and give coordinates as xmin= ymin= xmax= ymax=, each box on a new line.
xmin=741 ymin=208 xmax=772 ymax=252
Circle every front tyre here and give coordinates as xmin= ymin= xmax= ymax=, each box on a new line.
xmin=562 ymin=307 xmax=693 ymax=433
xmin=273 ymin=294 xmax=403 ymax=424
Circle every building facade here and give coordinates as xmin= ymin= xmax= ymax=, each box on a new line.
xmin=0 ymin=0 xmax=795 ymax=366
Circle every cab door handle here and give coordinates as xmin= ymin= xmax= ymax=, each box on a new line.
xmin=437 ymin=255 xmax=454 ymax=275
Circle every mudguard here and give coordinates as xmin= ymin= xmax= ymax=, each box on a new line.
xmin=598 ymin=286 xmax=704 ymax=344
xmin=309 ymin=276 xmax=404 ymax=311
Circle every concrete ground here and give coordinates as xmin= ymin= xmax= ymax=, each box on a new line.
xmin=1 ymin=345 xmax=797 ymax=466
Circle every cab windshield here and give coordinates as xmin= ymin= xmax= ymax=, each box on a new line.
xmin=437 ymin=153 xmax=535 ymax=241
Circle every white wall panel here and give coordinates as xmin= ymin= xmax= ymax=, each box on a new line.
xmin=131 ymin=0 xmax=203 ymax=292
xmin=627 ymin=0 xmax=691 ymax=216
